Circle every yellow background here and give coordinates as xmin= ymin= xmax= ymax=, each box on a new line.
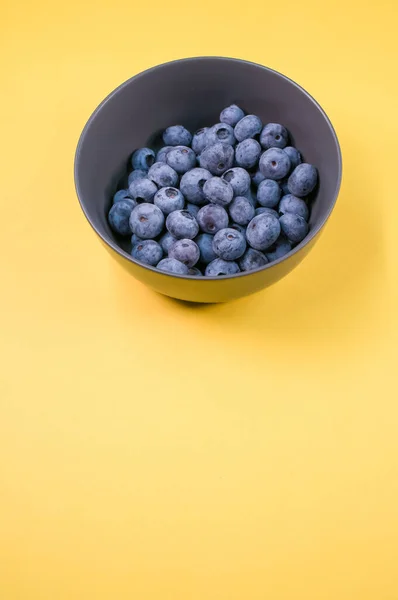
xmin=1 ymin=0 xmax=398 ymax=597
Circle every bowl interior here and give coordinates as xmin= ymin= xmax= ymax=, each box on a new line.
xmin=75 ymin=57 xmax=341 ymax=262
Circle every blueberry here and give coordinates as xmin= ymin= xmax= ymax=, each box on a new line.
xmin=279 ymin=178 xmax=290 ymax=195
xmin=180 ymin=167 xmax=212 ymax=205
xmin=192 ymin=127 xmax=209 ymax=154
xmin=131 ymin=233 xmax=143 ymax=246
xmin=283 ymin=146 xmax=302 ymax=171
xmin=212 ymin=228 xmax=246 ymax=261
xmin=205 ymin=259 xmax=240 ymax=276
xmin=259 ymin=123 xmax=289 ymax=149
xmin=235 ymin=138 xmax=261 ymax=169
xmin=251 ymin=169 xmax=266 ymax=187
xmin=222 ymin=167 xmax=251 ymax=195
xmin=259 ymin=148 xmax=291 ymax=180
xmin=234 ymin=115 xmax=262 ymax=142
xmin=220 ymin=104 xmax=245 ymax=127
xmin=243 ymin=187 xmax=257 ymax=207
xmin=131 ymin=147 xmax=155 ymax=171
xmin=279 ymin=213 xmax=309 ymax=243
xmin=156 ymin=146 xmax=173 ymax=163
xmin=195 ymin=233 xmax=217 ymax=264
xmin=147 ymin=163 xmax=178 ymax=188
xmin=113 ymin=189 xmax=132 ymax=204
xmin=246 ymin=213 xmax=281 ymax=250
xmin=163 ymin=125 xmax=192 ymax=147
xmin=228 ymin=196 xmax=255 ymax=226
xmin=166 ymin=210 xmax=199 ymax=240
xmin=257 ymin=179 xmax=282 ymax=207
xmin=157 ymin=258 xmax=189 ymax=275
xmin=279 ymin=194 xmax=309 ymax=221
xmin=188 ymin=267 xmax=203 ymax=276
xmin=203 ymin=177 xmax=234 ymax=207
xmin=169 ymin=239 xmax=200 ymax=267
xmin=287 ymin=163 xmax=318 ymax=197
xmin=131 ymin=239 xmax=163 ymax=266
xmin=127 ymin=170 xmax=147 ymax=186
xmin=199 ymin=142 xmax=234 ymax=175
xmin=128 ymin=177 xmax=158 ymax=203
xmin=239 ymin=248 xmax=268 ymax=271
xmin=265 ymin=235 xmax=292 ymax=262
xmin=205 ymin=123 xmax=236 ymax=147
xmin=229 ymin=223 xmax=247 ymax=235
xmin=108 ymin=199 xmax=136 ymax=235
xmin=186 ymin=203 xmax=200 ymax=217
xmin=255 ymin=207 xmax=279 ymax=218
xmin=197 ymin=204 xmax=229 ymax=234
xmin=166 ymin=146 xmax=196 ymax=174
xmin=159 ymin=231 xmax=176 ymax=254
xmin=154 ymin=187 xmax=185 ymax=215
xmin=129 ymin=203 xmax=165 ymax=239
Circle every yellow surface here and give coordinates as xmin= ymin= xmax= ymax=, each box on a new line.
xmin=1 ymin=0 xmax=398 ymax=598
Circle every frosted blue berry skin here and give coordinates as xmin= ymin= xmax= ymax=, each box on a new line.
xmin=169 ymin=239 xmax=200 ymax=268
xmin=192 ymin=128 xmax=209 ymax=154
xmin=234 ymin=115 xmax=262 ymax=142
xmin=246 ymin=212 xmax=281 ymax=251
xmin=180 ymin=168 xmax=212 ymax=205
xmin=199 ymin=143 xmax=234 ymax=176
xmin=154 ymin=187 xmax=185 ymax=215
xmin=278 ymin=194 xmax=309 ymax=221
xmin=222 ymin=167 xmax=251 ymax=195
xmin=212 ymin=228 xmax=247 ymax=261
xmin=279 ymin=213 xmax=309 ymax=243
xmin=131 ymin=147 xmax=155 ymax=171
xmin=220 ymin=104 xmax=245 ymax=127
xmin=163 ymin=125 xmax=192 ymax=147
xmin=259 ymin=148 xmax=291 ymax=180
xmin=129 ymin=203 xmax=165 ymax=239
xmin=147 ymin=163 xmax=178 ymax=188
xmin=128 ymin=178 xmax=158 ymax=203
xmin=197 ymin=204 xmax=229 ymax=234
xmin=259 ymin=123 xmax=289 ymax=150
xmin=205 ymin=123 xmax=236 ymax=147
xmin=166 ymin=146 xmax=196 ymax=174
xmin=195 ymin=233 xmax=217 ymax=265
xmin=113 ymin=189 xmax=132 ymax=204
xmin=157 ymin=258 xmax=189 ymax=275
xmin=108 ymin=199 xmax=136 ymax=235
xmin=166 ymin=210 xmax=199 ymax=240
xmin=287 ymin=163 xmax=318 ymax=197
xmin=239 ymin=248 xmax=268 ymax=271
xmin=205 ymin=259 xmax=240 ymax=276
xmin=235 ymin=138 xmax=261 ymax=169
xmin=203 ymin=177 xmax=234 ymax=207
xmin=228 ymin=196 xmax=255 ymax=226
xmin=283 ymin=146 xmax=302 ymax=171
xmin=131 ymin=240 xmax=163 ymax=266
xmin=257 ymin=179 xmax=282 ymax=208
xmin=265 ymin=236 xmax=292 ymax=262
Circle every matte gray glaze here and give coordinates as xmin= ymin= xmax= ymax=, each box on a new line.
xmin=74 ymin=57 xmax=342 ymax=303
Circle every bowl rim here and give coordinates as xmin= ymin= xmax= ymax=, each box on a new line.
xmin=74 ymin=56 xmax=343 ymax=281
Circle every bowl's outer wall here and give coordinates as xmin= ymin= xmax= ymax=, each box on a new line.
xmin=75 ymin=58 xmax=341 ymax=302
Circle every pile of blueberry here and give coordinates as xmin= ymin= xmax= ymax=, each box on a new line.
xmin=108 ymin=104 xmax=318 ymax=276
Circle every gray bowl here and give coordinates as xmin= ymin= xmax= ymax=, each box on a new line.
xmin=74 ymin=57 xmax=342 ymax=303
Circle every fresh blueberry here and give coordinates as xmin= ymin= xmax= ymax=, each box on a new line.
xmin=234 ymin=115 xmax=262 ymax=142
xmin=279 ymin=178 xmax=290 ymax=195
xmin=259 ymin=123 xmax=289 ymax=149
xmin=163 ymin=125 xmax=192 ymax=147
xmin=131 ymin=147 xmax=155 ymax=171
xmin=255 ymin=207 xmax=279 ymax=218
xmin=257 ymin=179 xmax=282 ymax=207
xmin=283 ymin=146 xmax=302 ymax=171
xmin=203 ymin=177 xmax=234 ymax=207
xmin=113 ymin=189 xmax=132 ymax=204
xmin=239 ymin=248 xmax=268 ymax=271
xmin=220 ymin=104 xmax=245 ymax=127
xmin=166 ymin=210 xmax=199 ymax=240
xmin=157 ymin=258 xmax=189 ymax=275
xmin=159 ymin=231 xmax=176 ymax=254
xmin=251 ymin=169 xmax=266 ymax=187
xmin=108 ymin=199 xmax=136 ymax=235
xmin=265 ymin=235 xmax=292 ymax=262
xmin=186 ymin=203 xmax=200 ymax=217
xmin=154 ymin=187 xmax=185 ymax=215
xmin=147 ymin=162 xmax=178 ymax=188
xmin=287 ymin=163 xmax=318 ymax=197
xmin=243 ymin=187 xmax=256 ymax=207
xmin=129 ymin=203 xmax=165 ymax=239
xmin=131 ymin=233 xmax=143 ymax=246
xmin=128 ymin=177 xmax=158 ymax=203
xmin=205 ymin=123 xmax=236 ymax=147
xmin=259 ymin=148 xmax=291 ymax=180
xmin=197 ymin=204 xmax=229 ymax=234
xmin=131 ymin=239 xmax=163 ymax=266
xmin=188 ymin=267 xmax=203 ymax=276
xmin=199 ymin=142 xmax=234 ymax=175
xmin=195 ymin=233 xmax=217 ymax=265
xmin=166 ymin=146 xmax=196 ymax=174
xmin=235 ymin=138 xmax=261 ymax=169
xmin=228 ymin=196 xmax=255 ymax=226
xmin=222 ymin=167 xmax=251 ymax=195
xmin=205 ymin=259 xmax=240 ymax=276
xmin=279 ymin=194 xmax=309 ymax=220
xmin=246 ymin=212 xmax=281 ymax=250
xmin=128 ymin=169 xmax=147 ymax=186
xmin=169 ymin=239 xmax=200 ymax=267
xmin=212 ymin=228 xmax=246 ymax=261
xmin=156 ymin=146 xmax=173 ymax=163
xmin=229 ymin=223 xmax=247 ymax=235
xmin=279 ymin=213 xmax=309 ymax=243
xmin=192 ymin=127 xmax=209 ymax=154
xmin=180 ymin=167 xmax=212 ymax=205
